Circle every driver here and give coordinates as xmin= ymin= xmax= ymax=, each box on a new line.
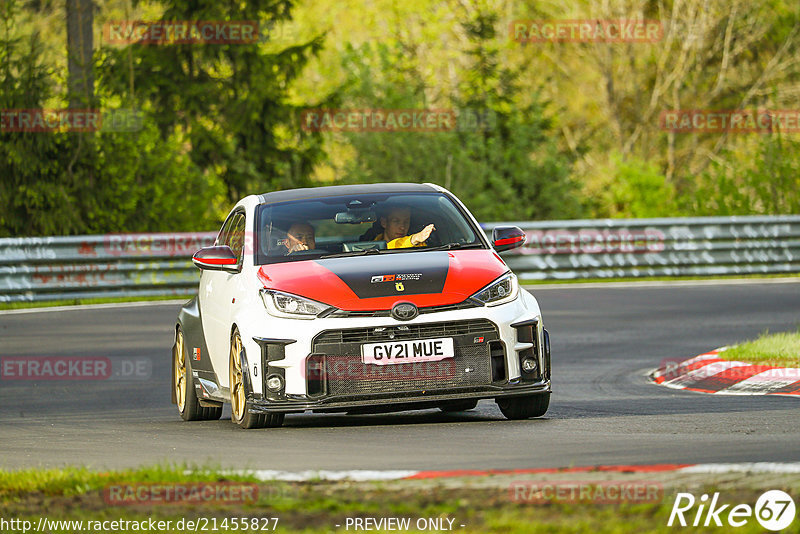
xmin=285 ymin=221 xmax=316 ymax=253
xmin=376 ymin=206 xmax=435 ymax=249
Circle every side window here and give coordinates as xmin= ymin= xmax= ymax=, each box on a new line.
xmin=216 ymin=212 xmax=237 ymax=246
xmin=226 ymin=212 xmax=246 ymax=266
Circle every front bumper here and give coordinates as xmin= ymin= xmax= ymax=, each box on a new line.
xmin=234 ymin=289 xmax=550 ymax=413
xmin=247 ymin=381 xmax=551 ymax=413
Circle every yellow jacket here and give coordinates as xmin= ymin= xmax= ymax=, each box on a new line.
xmin=375 ymin=233 xmax=425 ymax=249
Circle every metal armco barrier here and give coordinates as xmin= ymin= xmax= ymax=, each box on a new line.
xmin=0 ymin=216 xmax=798 ymax=302
xmin=482 ymin=215 xmax=800 ymax=280
xmin=0 ymin=233 xmax=215 ymax=302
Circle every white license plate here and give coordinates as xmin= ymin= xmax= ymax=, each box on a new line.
xmin=361 ymin=338 xmax=454 ymax=366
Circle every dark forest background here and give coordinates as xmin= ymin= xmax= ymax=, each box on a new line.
xmin=1 ymin=0 xmax=798 ymax=236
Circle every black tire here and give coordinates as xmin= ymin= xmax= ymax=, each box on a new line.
xmin=229 ymin=329 xmax=284 ymax=429
xmin=232 ymin=402 xmax=284 ymax=429
xmin=174 ymin=327 xmax=222 ymax=421
xmin=496 ymin=393 xmax=550 ymax=420
xmin=439 ymin=399 xmax=479 ymax=413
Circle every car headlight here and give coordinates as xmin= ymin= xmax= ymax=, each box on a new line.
xmin=471 ymin=272 xmax=519 ymax=306
xmin=260 ymin=289 xmax=333 ymax=319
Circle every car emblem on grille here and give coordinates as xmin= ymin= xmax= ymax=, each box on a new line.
xmin=391 ymin=302 xmax=418 ymax=321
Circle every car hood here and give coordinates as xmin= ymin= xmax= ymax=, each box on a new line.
xmin=256 ymin=249 xmax=508 ymax=311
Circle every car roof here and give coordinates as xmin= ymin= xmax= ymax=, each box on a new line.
xmin=257 ymin=183 xmax=440 ymax=204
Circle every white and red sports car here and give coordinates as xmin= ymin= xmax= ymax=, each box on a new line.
xmin=172 ymin=183 xmax=551 ymax=428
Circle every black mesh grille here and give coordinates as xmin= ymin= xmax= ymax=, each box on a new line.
xmin=314 ymin=318 xmax=495 ymax=344
xmin=311 ymin=319 xmax=498 ymax=396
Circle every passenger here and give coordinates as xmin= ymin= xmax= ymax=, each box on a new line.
xmin=285 ymin=221 xmax=316 ymax=253
xmin=375 ymin=206 xmax=435 ymax=249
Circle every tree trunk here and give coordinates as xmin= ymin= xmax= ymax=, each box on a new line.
xmin=66 ymin=0 xmax=94 ymax=109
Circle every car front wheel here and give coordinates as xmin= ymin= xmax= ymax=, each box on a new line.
xmin=229 ymin=329 xmax=284 ymax=429
xmin=496 ymin=393 xmax=550 ymax=420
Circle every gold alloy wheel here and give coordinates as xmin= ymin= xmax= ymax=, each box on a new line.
xmin=174 ymin=330 xmax=187 ymax=413
xmin=230 ymin=333 xmax=246 ymax=422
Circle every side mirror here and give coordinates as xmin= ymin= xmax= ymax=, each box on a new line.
xmin=492 ymin=226 xmax=526 ymax=252
xmin=192 ymin=246 xmax=239 ymax=272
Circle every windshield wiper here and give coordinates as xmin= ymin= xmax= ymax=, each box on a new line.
xmin=421 ymin=242 xmax=486 ymax=252
xmin=320 ymin=242 xmax=484 ymax=258
xmin=318 ymin=248 xmax=382 ymax=259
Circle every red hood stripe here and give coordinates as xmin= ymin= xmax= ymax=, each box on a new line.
xmin=257 ymin=261 xmax=359 ymax=305
xmin=257 ymin=250 xmax=508 ymax=311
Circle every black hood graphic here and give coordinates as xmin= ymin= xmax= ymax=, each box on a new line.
xmin=315 ymin=252 xmax=449 ymax=298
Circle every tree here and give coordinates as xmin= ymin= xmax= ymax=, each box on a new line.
xmin=599 ymin=153 xmax=677 ymax=218
xmin=331 ymin=5 xmax=583 ymax=222
xmin=0 ymin=0 xmax=224 ymax=236
xmin=692 ymin=132 xmax=800 ymax=215
xmin=98 ymin=0 xmax=329 ymax=202
xmin=516 ymin=0 xmax=800 ymax=213
xmin=66 ymin=0 xmax=93 ymax=108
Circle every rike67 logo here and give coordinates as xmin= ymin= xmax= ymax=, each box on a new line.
xmin=668 ymin=490 xmax=796 ymax=531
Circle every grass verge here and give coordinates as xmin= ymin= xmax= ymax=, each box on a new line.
xmin=717 ymin=329 xmax=800 ymax=368
xmin=0 ymin=294 xmax=192 ymax=311
xmin=1 ymin=465 xmax=798 ymax=533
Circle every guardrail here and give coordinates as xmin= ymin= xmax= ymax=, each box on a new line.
xmin=0 ymin=233 xmax=215 ymax=303
xmin=483 ymin=215 xmax=800 ymax=281
xmin=1 ymin=215 xmax=798 ymax=302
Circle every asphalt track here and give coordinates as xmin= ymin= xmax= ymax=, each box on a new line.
xmin=1 ymin=281 xmax=799 ymax=471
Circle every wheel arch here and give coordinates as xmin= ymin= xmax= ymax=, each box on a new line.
xmin=230 ymin=323 xmax=255 ymax=402
xmin=171 ymin=323 xmax=181 ymax=405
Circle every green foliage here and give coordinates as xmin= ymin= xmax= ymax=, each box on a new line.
xmin=0 ymin=463 xmax=262 ymax=499
xmin=333 ymin=7 xmax=583 ymax=222
xmin=597 ymin=154 xmax=678 ymax=218
xmin=690 ymin=134 xmax=800 ymax=215
xmin=1 ymin=0 xmax=332 ymax=236
xmin=4 ymin=0 xmax=800 ymax=236
xmin=0 ymin=0 xmax=225 ymax=236
xmin=98 ymin=0 xmax=329 ymax=202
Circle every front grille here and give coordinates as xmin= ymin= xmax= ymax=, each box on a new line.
xmin=324 ymin=300 xmax=479 ymax=319
xmin=314 ymin=318 xmax=495 ymax=344
xmin=311 ymin=319 xmax=498 ymax=397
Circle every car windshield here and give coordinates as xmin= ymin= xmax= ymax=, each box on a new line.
xmin=254 ymin=192 xmax=484 ymax=264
